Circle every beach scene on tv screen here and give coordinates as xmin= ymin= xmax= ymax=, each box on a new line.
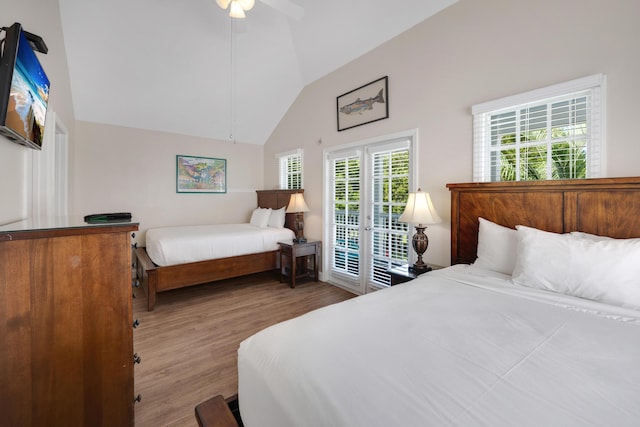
xmin=6 ymin=31 xmax=50 ymax=147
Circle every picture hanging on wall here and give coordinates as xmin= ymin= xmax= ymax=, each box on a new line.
xmin=176 ymin=155 xmax=227 ymax=193
xmin=337 ymin=76 xmax=389 ymax=131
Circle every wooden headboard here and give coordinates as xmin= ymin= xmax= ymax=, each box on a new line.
xmin=447 ymin=177 xmax=640 ymax=265
xmin=256 ymin=189 xmax=303 ymax=232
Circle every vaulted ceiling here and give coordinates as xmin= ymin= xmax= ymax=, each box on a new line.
xmin=58 ymin=0 xmax=457 ymax=145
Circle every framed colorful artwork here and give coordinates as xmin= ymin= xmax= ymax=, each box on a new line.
xmin=176 ymin=155 xmax=227 ymax=193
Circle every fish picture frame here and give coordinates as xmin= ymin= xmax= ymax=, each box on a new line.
xmin=337 ymin=76 xmax=389 ymax=131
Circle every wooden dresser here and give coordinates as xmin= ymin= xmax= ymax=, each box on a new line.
xmin=0 ymin=217 xmax=139 ymax=426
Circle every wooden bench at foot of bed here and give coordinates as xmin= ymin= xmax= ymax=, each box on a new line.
xmin=134 ymin=246 xmax=279 ymax=311
xmin=195 ymin=395 xmax=241 ymax=427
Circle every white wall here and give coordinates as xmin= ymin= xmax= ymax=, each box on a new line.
xmin=1 ymin=0 xmax=75 ymax=225
xmin=263 ymin=0 xmax=640 ymax=267
xmin=7 ymin=0 xmax=640 ymax=262
xmin=3 ymin=1 xmax=269 ymax=244
xmin=73 ymin=121 xmax=264 ymax=245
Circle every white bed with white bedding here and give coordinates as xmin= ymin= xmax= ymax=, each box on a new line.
xmin=145 ymin=223 xmax=295 ymax=266
xmin=230 ymin=177 xmax=640 ymax=427
xmin=135 ymin=190 xmax=301 ymax=311
xmin=238 ymin=264 xmax=640 ymax=427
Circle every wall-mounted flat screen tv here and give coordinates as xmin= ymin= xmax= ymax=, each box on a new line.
xmin=0 ymin=22 xmax=50 ymax=150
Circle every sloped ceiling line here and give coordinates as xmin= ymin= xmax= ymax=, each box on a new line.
xmin=58 ymin=0 xmax=457 ymax=145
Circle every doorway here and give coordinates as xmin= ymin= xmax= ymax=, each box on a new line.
xmin=31 ymin=111 xmax=68 ymax=218
xmin=323 ymin=130 xmax=417 ymax=293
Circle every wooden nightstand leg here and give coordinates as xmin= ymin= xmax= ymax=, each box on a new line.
xmin=291 ymin=252 xmax=296 ymax=288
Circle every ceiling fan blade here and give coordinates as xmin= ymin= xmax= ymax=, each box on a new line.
xmin=259 ymin=0 xmax=304 ymax=20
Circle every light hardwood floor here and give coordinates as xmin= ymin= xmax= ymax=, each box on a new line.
xmin=132 ymin=271 xmax=355 ymax=427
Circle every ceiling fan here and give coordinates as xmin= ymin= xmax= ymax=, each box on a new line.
xmin=216 ymin=0 xmax=304 ymax=20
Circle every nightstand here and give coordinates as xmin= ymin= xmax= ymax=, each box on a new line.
xmin=278 ymin=240 xmax=321 ymax=288
xmin=388 ymin=264 xmax=443 ymax=286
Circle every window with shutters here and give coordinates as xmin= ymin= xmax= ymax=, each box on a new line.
xmin=276 ymin=149 xmax=303 ymax=190
xmin=472 ymin=74 xmax=605 ymax=182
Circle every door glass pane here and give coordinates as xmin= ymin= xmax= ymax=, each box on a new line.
xmin=369 ymin=148 xmax=410 ymax=287
xmin=331 ymin=156 xmax=360 ymax=277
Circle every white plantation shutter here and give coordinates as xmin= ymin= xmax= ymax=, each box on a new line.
xmin=329 ymin=150 xmax=362 ymax=284
xmin=324 ymin=130 xmax=417 ymax=293
xmin=327 ymin=142 xmax=411 ymax=287
xmin=367 ymin=142 xmax=410 ymax=286
xmin=473 ymin=74 xmax=605 ymax=182
xmin=276 ymin=149 xmax=303 ymax=189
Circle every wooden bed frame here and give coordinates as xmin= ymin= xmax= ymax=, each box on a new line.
xmin=194 ymin=176 xmax=640 ymax=427
xmin=447 ymin=176 xmax=640 ymax=265
xmin=135 ymin=189 xmax=302 ymax=311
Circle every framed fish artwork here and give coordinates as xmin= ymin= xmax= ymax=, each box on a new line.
xmin=337 ymin=76 xmax=389 ymax=131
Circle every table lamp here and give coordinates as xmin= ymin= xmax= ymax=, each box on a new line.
xmin=398 ymin=189 xmax=442 ymax=273
xmin=286 ymin=193 xmax=310 ymax=243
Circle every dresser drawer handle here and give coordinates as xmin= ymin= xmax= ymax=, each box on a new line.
xmin=133 ymin=353 xmax=141 ymax=364
xmin=134 ymin=394 xmax=142 ymax=403
xmin=133 ymin=319 xmax=141 ymax=328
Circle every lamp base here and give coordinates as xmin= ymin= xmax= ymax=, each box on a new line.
xmin=409 ymin=263 xmax=432 ymax=275
xmin=410 ymin=225 xmax=431 ymax=275
xmin=293 ymin=212 xmax=306 ymax=244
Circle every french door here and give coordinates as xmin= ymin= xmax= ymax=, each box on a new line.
xmin=325 ymin=134 xmax=414 ymax=294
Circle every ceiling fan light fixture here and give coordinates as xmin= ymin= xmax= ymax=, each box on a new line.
xmin=237 ymin=0 xmax=255 ymax=10
xmin=229 ymin=1 xmax=246 ymax=18
xmin=216 ymin=0 xmax=232 ymax=9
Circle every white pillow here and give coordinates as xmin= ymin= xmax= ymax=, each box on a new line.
xmin=473 ymin=217 xmax=518 ymax=275
xmin=249 ymin=208 xmax=272 ymax=228
xmin=570 ymin=231 xmax=611 ymax=242
xmin=268 ymin=207 xmax=286 ymax=228
xmin=512 ymin=225 xmax=640 ymax=309
xmin=569 ymin=231 xmax=640 ymax=243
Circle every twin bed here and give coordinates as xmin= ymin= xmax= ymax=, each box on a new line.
xmin=135 ymin=189 xmax=299 ymax=311
xmin=213 ymin=177 xmax=640 ymax=426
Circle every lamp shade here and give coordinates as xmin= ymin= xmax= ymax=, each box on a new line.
xmin=286 ymin=193 xmax=310 ymax=213
xmin=216 ymin=0 xmax=231 ymax=9
xmin=398 ymin=189 xmax=442 ymax=225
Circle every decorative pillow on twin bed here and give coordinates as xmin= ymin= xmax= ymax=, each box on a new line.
xmin=268 ymin=207 xmax=286 ymax=228
xmin=473 ymin=217 xmax=518 ymax=275
xmin=512 ymin=225 xmax=640 ymax=309
xmin=250 ymin=208 xmax=272 ymax=228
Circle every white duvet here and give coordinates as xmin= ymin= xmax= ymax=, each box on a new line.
xmin=238 ymin=264 xmax=640 ymax=427
xmin=145 ymin=223 xmax=294 ymax=266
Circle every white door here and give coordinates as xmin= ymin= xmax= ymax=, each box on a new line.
xmin=325 ymin=135 xmax=414 ymax=293
xmin=31 ymin=112 xmax=68 ymax=218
